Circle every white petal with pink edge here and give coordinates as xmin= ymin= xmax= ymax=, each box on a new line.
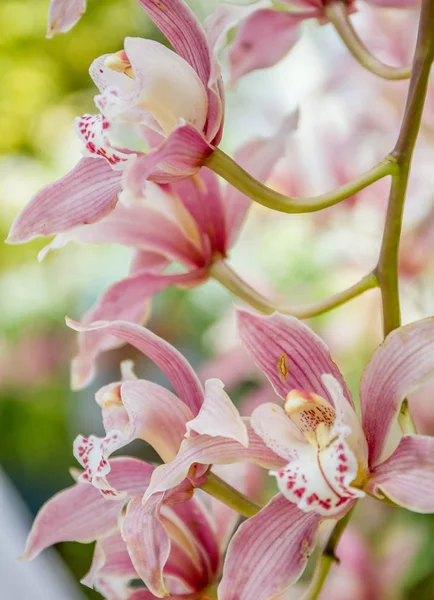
xmin=274 ymin=432 xmax=363 ymax=517
xmin=123 ymin=37 xmax=208 ymax=136
xmin=186 ymin=378 xmax=248 ymax=447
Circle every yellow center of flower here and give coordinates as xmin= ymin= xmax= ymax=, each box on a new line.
xmin=104 ymin=50 xmax=135 ymax=79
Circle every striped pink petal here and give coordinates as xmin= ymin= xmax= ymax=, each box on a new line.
xmin=39 ymin=194 xmax=205 ymax=267
xmin=173 ymin=168 xmax=227 ymax=257
xmin=6 ymin=158 xmax=122 ymax=244
xmin=122 ymin=496 xmax=171 ymax=597
xmin=361 ymin=318 xmax=434 ymax=467
xmin=218 ymin=494 xmax=320 ymax=600
xmin=23 ymin=457 xmax=153 ymax=560
xmin=237 ymin=310 xmax=353 ymax=407
xmin=367 ymin=435 xmax=434 ymax=513
xmin=66 ymin=319 xmax=204 ymax=415
xmin=120 ymin=380 xmax=194 ymax=461
xmin=136 ymin=0 xmax=224 ymax=143
xmin=70 ymin=269 xmax=207 ymax=390
xmin=186 ymin=378 xmax=248 ymax=446
xmin=227 ymin=9 xmax=306 ymax=85
xmin=82 ymin=530 xmax=136 ymax=593
xmin=47 ymin=0 xmax=86 ymax=37
xmin=143 ymin=424 xmax=286 ymax=503
xmin=126 ymin=123 xmax=213 ymax=190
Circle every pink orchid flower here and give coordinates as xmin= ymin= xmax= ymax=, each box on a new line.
xmin=24 ymin=456 xmax=257 ymax=599
xmin=208 ymin=0 xmax=419 ymax=85
xmin=46 ymin=0 xmax=86 ymax=37
xmin=24 ymin=321 xmax=270 ymax=598
xmin=30 ymin=116 xmax=295 ymax=390
xmin=213 ymin=309 xmax=434 ymax=600
xmin=60 ymin=319 xmax=283 ymax=592
xmin=7 ymin=0 xmax=224 ymax=244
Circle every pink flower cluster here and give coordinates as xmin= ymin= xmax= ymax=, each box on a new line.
xmin=9 ymin=0 xmax=434 ymax=599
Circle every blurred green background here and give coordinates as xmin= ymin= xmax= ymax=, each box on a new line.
xmin=1 ymin=0 xmax=434 ymax=598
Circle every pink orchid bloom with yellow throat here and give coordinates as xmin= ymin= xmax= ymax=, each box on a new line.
xmin=208 ymin=0 xmax=420 ymax=85
xmin=212 ymin=309 xmax=434 ymax=600
xmin=24 ymin=321 xmax=271 ymax=599
xmin=26 ymin=115 xmax=296 ymax=391
xmin=7 ymin=0 xmax=224 ymax=244
xmin=24 ymin=455 xmax=259 ymax=599
xmin=46 ymin=0 xmax=86 ymax=37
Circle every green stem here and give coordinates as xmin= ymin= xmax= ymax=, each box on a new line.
xmin=210 ymin=260 xmax=378 ymax=319
xmin=199 ymin=472 xmax=262 ymax=518
xmin=325 ymin=2 xmax=412 ymax=81
xmin=301 ymin=508 xmax=355 ymax=600
xmin=376 ymin=0 xmax=434 ymax=429
xmin=206 ymin=150 xmax=396 ymax=214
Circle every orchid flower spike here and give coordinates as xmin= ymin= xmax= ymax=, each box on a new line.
xmin=7 ymin=0 xmax=224 ymax=245
xmin=215 ymin=310 xmax=434 ymax=600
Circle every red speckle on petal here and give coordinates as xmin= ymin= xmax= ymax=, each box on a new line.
xmin=306 ymin=493 xmax=319 ymax=505
xmin=294 ymin=488 xmax=306 ymax=498
xmin=337 ymin=464 xmax=348 ymax=473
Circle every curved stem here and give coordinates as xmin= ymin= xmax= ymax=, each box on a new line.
xmin=206 ymin=150 xmax=396 ymax=214
xmin=325 ymin=2 xmax=412 ymax=81
xmin=199 ymin=471 xmax=262 ymax=518
xmin=301 ymin=508 xmax=355 ymax=600
xmin=376 ymin=0 xmax=434 ymax=429
xmin=210 ymin=259 xmax=378 ymax=319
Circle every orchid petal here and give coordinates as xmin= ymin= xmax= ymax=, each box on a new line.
xmin=67 ymin=319 xmax=204 ymax=415
xmin=322 ymin=374 xmax=368 ymax=467
xmin=136 ymin=0 xmax=223 ymax=142
xmin=73 ymin=432 xmax=130 ymax=498
xmin=24 ymin=457 xmax=153 ymax=559
xmin=124 ymin=37 xmax=208 ymax=136
xmin=71 ymin=269 xmax=207 ymax=390
xmin=186 ymin=379 xmax=248 ymax=447
xmin=250 ymin=402 xmax=305 ymax=461
xmin=224 ymin=111 xmax=298 ymax=247
xmin=367 ymin=435 xmax=434 ymax=513
xmin=163 ymin=497 xmax=220 ymax=584
xmin=6 ymin=158 xmax=122 ymax=244
xmin=361 ymin=318 xmax=434 ymax=467
xmin=275 ymin=433 xmax=363 ymax=517
xmin=143 ymin=425 xmax=286 ymax=502
xmin=126 ymin=123 xmax=213 ymax=189
xmin=218 ymin=494 xmax=320 ymax=600
xmin=82 ymin=530 xmax=136 ymax=591
xmin=172 ymin=168 xmax=227 ymax=257
xmin=228 ymin=9 xmax=305 ymax=85
xmin=39 ymin=191 xmax=205 ymax=266
xmin=73 ymin=382 xmax=193 ymax=494
xmin=122 ymin=496 xmax=170 ymax=597
xmin=75 ymin=114 xmax=133 ymax=169
xmin=47 ymin=0 xmax=86 ymax=37
xmin=237 ymin=310 xmax=353 ymax=407
xmin=121 ymin=380 xmax=194 ymax=462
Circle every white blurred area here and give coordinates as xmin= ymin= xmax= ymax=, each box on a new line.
xmin=0 ymin=468 xmax=85 ymax=600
